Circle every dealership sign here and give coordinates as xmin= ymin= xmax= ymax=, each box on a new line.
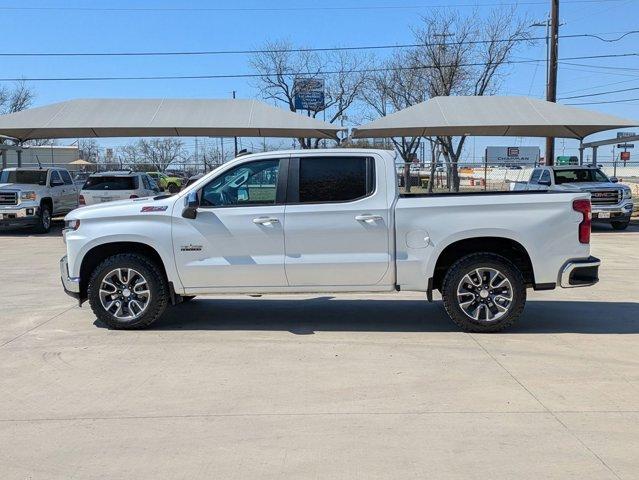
xmin=294 ymin=77 xmax=325 ymax=111
xmin=485 ymin=146 xmax=540 ymax=165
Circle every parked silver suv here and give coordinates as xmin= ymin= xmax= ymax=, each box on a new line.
xmin=0 ymin=167 xmax=79 ymax=233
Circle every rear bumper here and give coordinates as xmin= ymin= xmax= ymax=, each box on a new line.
xmin=560 ymin=256 xmax=601 ymax=288
xmin=60 ymin=255 xmax=81 ymax=300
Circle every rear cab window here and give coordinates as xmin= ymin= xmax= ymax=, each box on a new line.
xmin=83 ymin=176 xmax=138 ymax=190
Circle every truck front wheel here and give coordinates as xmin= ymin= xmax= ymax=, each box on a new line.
xmin=33 ymin=203 xmax=52 ymax=234
xmin=87 ymin=253 xmax=169 ymax=329
xmin=441 ymin=253 xmax=526 ymax=333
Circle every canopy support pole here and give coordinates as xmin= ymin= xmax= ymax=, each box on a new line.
xmin=578 ymin=140 xmax=584 ymax=166
xmin=592 ymin=146 xmax=598 ymax=167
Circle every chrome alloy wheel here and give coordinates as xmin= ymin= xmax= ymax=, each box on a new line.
xmin=99 ymin=268 xmax=151 ymax=321
xmin=41 ymin=209 xmax=51 ymax=229
xmin=456 ymin=268 xmax=514 ymax=322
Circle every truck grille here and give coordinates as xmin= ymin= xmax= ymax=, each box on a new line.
xmin=590 ymin=189 xmax=620 ymax=206
xmin=0 ymin=191 xmax=18 ymax=206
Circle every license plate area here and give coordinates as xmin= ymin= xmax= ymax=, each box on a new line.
xmin=596 ymin=212 xmax=611 ymax=219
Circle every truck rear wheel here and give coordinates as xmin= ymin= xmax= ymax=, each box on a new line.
xmin=87 ymin=253 xmax=169 ymax=329
xmin=441 ymin=253 xmax=526 ymax=333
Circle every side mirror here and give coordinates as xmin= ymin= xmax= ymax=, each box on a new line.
xmin=50 ymin=180 xmax=64 ymax=187
xmin=182 ymin=191 xmax=199 ymax=219
xmin=538 ymin=179 xmax=551 ymax=187
xmin=610 ymin=176 xmax=619 ymax=183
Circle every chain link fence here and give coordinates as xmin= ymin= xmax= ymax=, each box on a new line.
xmin=396 ymin=161 xmax=639 ymax=196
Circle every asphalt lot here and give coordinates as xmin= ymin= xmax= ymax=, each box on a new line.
xmin=1 ymin=221 xmax=638 ymax=479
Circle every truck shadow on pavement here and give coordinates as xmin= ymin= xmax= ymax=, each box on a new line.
xmin=103 ymin=297 xmax=639 ymax=335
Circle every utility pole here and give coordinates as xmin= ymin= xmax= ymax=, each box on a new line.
xmin=232 ymin=91 xmax=238 ymax=157
xmin=545 ymin=0 xmax=559 ymax=166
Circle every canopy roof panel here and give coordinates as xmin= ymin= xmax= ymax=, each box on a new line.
xmin=0 ymin=98 xmax=342 ymax=141
xmin=352 ymin=96 xmax=637 ymax=139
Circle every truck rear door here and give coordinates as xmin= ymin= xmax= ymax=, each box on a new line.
xmin=283 ymin=155 xmax=391 ymax=286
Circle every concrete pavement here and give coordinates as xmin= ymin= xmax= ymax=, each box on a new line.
xmin=1 ymin=221 xmax=638 ymax=479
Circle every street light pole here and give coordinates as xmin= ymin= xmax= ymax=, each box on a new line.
xmin=545 ymin=0 xmax=560 ymax=166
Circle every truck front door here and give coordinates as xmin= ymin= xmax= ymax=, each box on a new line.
xmin=283 ymin=155 xmax=391 ymax=286
xmin=173 ymin=158 xmax=288 ymax=289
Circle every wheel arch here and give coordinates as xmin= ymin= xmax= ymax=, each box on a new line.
xmin=79 ymin=241 xmax=169 ymax=301
xmin=431 ymin=236 xmax=535 ymax=292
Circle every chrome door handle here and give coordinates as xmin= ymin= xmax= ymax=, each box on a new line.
xmin=253 ymin=217 xmax=280 ymax=225
xmin=355 ymin=214 xmax=383 ymax=222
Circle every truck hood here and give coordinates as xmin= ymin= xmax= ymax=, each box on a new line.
xmin=67 ymin=195 xmax=177 ymax=220
xmin=0 ymin=183 xmax=43 ymax=191
xmin=554 ymin=182 xmax=621 ymax=191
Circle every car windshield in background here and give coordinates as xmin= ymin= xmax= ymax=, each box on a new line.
xmin=554 ymin=169 xmax=609 ymax=184
xmin=83 ymin=176 xmax=137 ymax=190
xmin=0 ymin=170 xmax=48 ymax=185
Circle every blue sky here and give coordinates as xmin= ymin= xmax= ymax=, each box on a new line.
xmin=2 ymin=0 xmax=638 ymax=161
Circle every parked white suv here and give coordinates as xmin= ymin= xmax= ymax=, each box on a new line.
xmin=79 ymin=171 xmax=161 ymax=206
xmin=0 ymin=167 xmax=79 ymax=233
xmin=61 ymin=149 xmax=600 ymax=333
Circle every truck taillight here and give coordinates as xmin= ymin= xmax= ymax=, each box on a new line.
xmin=573 ymin=199 xmax=591 ymax=244
xmin=79 ymin=194 xmax=85 ymax=206
xmin=130 ymin=194 xmax=139 ymax=199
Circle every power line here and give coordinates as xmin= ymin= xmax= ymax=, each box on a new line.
xmin=559 ymin=85 xmax=639 ymax=100
xmin=566 ymin=97 xmax=639 ymax=105
xmin=2 ymin=31 xmax=637 ymax=58
xmin=0 ymin=0 xmax=625 ymax=13
xmin=2 ymin=52 xmax=637 ymax=83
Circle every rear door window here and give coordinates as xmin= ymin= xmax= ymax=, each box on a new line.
xmin=83 ymin=176 xmax=138 ymax=190
xmin=59 ymin=170 xmax=73 ymax=185
xmin=297 ymin=157 xmax=374 ymax=203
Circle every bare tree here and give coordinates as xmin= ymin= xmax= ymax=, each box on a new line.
xmin=78 ymin=139 xmax=100 ymax=162
xmin=0 ymin=80 xmax=34 ymax=116
xmin=361 ymin=50 xmax=430 ymax=191
xmin=133 ymin=138 xmax=185 ymax=172
xmin=412 ymin=9 xmax=532 ymax=190
xmin=250 ymin=40 xmax=369 ymax=148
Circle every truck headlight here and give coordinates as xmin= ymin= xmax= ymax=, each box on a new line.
xmin=20 ymin=191 xmax=36 ymax=201
xmin=64 ymin=219 xmax=81 ymax=231
xmin=623 ymin=188 xmax=632 ymax=200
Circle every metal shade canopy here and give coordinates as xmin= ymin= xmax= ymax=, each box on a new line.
xmin=352 ymin=96 xmax=637 ymax=139
xmin=0 ymin=98 xmax=342 ymax=141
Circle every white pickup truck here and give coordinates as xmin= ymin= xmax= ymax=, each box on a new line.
xmin=60 ymin=149 xmax=600 ymax=332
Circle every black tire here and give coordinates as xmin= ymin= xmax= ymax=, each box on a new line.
xmin=441 ymin=253 xmax=526 ymax=333
xmin=611 ymin=220 xmax=629 ymax=231
xmin=167 ymin=183 xmax=180 ymax=194
xmin=87 ymin=253 xmax=169 ymax=329
xmin=33 ymin=203 xmax=52 ymax=234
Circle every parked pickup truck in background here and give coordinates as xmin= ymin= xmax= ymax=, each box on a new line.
xmin=514 ymin=165 xmax=633 ymax=230
xmin=60 ymin=149 xmax=600 ymax=332
xmin=0 ymin=167 xmax=79 ymax=233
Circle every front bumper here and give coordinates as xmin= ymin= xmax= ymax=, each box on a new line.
xmin=560 ymin=256 xmax=601 ymax=288
xmin=60 ymin=255 xmax=81 ymax=300
xmin=591 ymin=201 xmax=633 ymax=222
xmin=0 ymin=205 xmax=40 ymax=226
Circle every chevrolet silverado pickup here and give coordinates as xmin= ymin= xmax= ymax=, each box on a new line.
xmin=515 ymin=165 xmax=633 ymax=230
xmin=60 ymin=149 xmax=600 ymax=332
xmin=0 ymin=167 xmax=79 ymax=233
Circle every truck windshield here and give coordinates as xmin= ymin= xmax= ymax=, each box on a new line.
xmin=554 ymin=169 xmax=609 ymax=184
xmin=83 ymin=176 xmax=137 ymax=190
xmin=0 ymin=170 xmax=48 ymax=185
